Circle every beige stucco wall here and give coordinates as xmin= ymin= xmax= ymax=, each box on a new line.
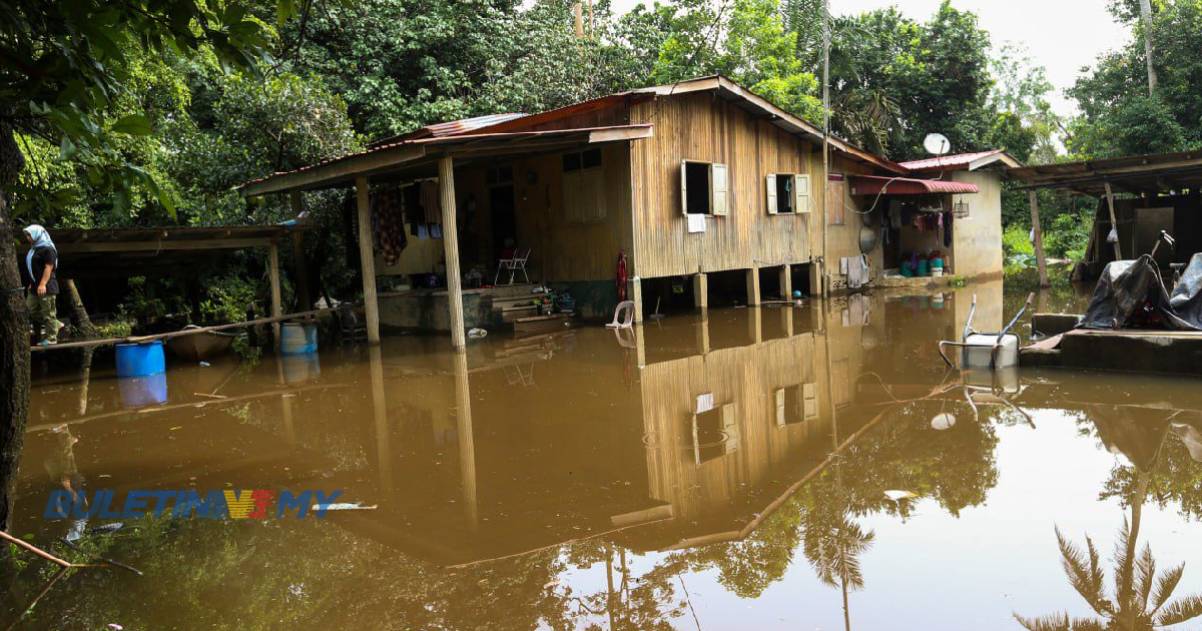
xmin=818 ymin=156 xmax=886 ymax=293
xmin=950 ymin=170 xmax=1004 ymax=279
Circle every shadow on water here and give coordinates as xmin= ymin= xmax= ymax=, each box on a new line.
xmin=5 ymin=278 xmax=1202 ymax=629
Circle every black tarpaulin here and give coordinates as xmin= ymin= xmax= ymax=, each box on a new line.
xmin=1079 ymin=254 xmax=1202 ymax=331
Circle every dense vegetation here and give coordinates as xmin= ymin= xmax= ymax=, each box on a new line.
xmin=7 ymin=0 xmax=1202 ymax=316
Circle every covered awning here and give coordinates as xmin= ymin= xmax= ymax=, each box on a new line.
xmin=239 ymin=124 xmax=654 ymax=196
xmin=848 ymin=175 xmax=980 ymax=197
xmin=44 ymin=224 xmax=309 ymax=278
xmin=1008 ymin=150 xmax=1202 ymax=196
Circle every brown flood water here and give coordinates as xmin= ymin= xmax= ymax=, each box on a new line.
xmin=10 ymin=280 xmax=1202 ymax=630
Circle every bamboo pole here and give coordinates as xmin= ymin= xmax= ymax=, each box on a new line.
xmin=438 ymin=156 xmax=467 ymax=351
xmin=1028 ymin=191 xmax=1050 ymax=288
xmin=30 ymin=307 xmax=339 ymax=352
xmin=1104 ymin=181 xmax=1123 ymax=260
xmin=355 ymin=177 xmax=381 ymax=344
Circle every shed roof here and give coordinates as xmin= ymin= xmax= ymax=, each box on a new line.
xmin=369 ymin=113 xmax=527 ymax=147
xmin=45 ymin=224 xmax=307 ymax=278
xmin=899 ymin=150 xmax=1021 ymax=173
xmin=848 ymin=175 xmax=980 ymax=197
xmin=239 ymin=124 xmax=653 ymax=196
xmin=1008 ymin=150 xmax=1202 ymax=196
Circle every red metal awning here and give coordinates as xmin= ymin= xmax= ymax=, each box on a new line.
xmin=848 ymin=175 xmax=979 ymax=196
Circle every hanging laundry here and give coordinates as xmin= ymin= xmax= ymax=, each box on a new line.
xmin=944 ymin=212 xmax=953 ymax=248
xmin=420 ymin=180 xmax=441 ymax=224
xmin=370 ymin=186 xmax=407 ymax=266
xmin=430 ymin=224 xmax=443 ymax=239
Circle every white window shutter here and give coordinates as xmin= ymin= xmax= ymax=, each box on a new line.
xmin=721 ymin=403 xmax=738 ymax=452
xmin=803 ymin=382 xmax=818 ymax=420
xmin=795 ymin=174 xmax=811 ymax=214
xmin=711 ymin=163 xmax=729 ymax=216
xmin=766 ymin=174 xmax=778 ymax=215
xmin=774 ymin=388 xmax=786 ymax=426
xmin=680 ymin=162 xmax=689 ymax=215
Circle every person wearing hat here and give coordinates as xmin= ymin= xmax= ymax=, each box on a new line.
xmin=21 ymin=224 xmax=63 ymax=345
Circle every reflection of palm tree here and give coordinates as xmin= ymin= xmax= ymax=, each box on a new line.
xmin=804 ymin=510 xmax=875 ymax=631
xmin=1015 ymin=519 xmax=1202 ymax=630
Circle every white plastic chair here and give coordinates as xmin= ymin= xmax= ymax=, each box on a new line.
xmin=606 ymin=300 xmax=636 ymax=329
xmin=494 ymin=248 xmax=532 ymax=285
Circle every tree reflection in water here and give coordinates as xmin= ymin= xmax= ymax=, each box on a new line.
xmin=1016 ymin=407 xmax=1202 ymax=631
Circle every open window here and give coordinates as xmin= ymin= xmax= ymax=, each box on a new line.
xmin=767 ymin=174 xmax=811 ymax=215
xmin=692 ymin=403 xmax=738 ymax=464
xmin=563 ymin=148 xmax=606 ymax=222
xmin=774 ymin=383 xmax=819 ymax=427
xmin=681 ymin=161 xmax=729 ymax=216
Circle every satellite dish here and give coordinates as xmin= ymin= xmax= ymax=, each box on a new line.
xmin=923 ymin=133 xmax=951 ymax=156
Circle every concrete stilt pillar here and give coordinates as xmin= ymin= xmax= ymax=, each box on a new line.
xmin=696 ymin=313 xmax=711 ymax=355
xmin=779 ymin=264 xmax=792 ymax=300
xmin=749 ymin=307 xmax=762 ymax=344
xmin=693 ymin=273 xmax=708 ymax=310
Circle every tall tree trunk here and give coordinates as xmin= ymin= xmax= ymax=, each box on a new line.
xmin=1139 ymin=0 xmax=1158 ymax=95
xmin=0 ymin=122 xmax=30 ymax=534
xmin=64 ymin=278 xmax=98 ymax=339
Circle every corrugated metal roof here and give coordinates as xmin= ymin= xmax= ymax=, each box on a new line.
xmin=848 ymin=175 xmax=979 ymax=196
xmin=899 ymin=150 xmax=1020 ymax=173
xmin=369 ymin=113 xmax=528 ymax=147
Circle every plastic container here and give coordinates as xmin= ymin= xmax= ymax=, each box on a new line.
xmin=281 ymin=323 xmax=318 ymax=355
xmin=116 ymin=341 xmax=166 ymax=378
xmin=282 ymin=352 xmax=321 ymax=384
xmin=119 ymin=373 xmax=168 ymax=408
xmin=916 ymin=259 xmax=930 ymax=277
xmin=961 ymin=334 xmax=1019 ymax=369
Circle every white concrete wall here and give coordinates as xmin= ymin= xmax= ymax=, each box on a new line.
xmin=951 ymin=170 xmax=1004 ymax=279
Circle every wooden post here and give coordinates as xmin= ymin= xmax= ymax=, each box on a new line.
xmin=693 ymin=273 xmax=708 ymax=310
xmin=746 ymin=267 xmax=761 ymax=306
xmin=573 ymin=2 xmax=584 ymax=38
xmin=1028 ymin=191 xmax=1050 ymax=288
xmin=438 ymin=157 xmax=467 ymax=351
xmin=355 ymin=176 xmax=381 ymax=344
xmin=453 ymin=351 xmax=477 ymax=527
xmin=268 ymin=242 xmax=283 ymax=349
xmin=370 ymin=345 xmax=392 ymax=494
xmin=696 ymin=313 xmax=710 ymax=354
xmin=1103 ymin=182 xmax=1123 ymax=260
xmin=779 ymin=264 xmax=792 ymax=300
xmin=749 ymin=306 xmax=762 ymax=344
xmin=289 ymin=192 xmax=311 ymax=311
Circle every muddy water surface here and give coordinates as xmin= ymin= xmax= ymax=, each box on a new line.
xmin=11 ymin=280 xmax=1202 ymax=630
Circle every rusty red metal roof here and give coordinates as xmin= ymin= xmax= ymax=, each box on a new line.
xmin=369 ymin=113 xmax=528 ymax=147
xmin=899 ymin=150 xmax=1021 ymax=173
xmin=848 ymin=175 xmax=979 ymax=196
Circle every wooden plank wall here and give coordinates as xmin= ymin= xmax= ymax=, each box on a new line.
xmin=639 ymin=329 xmax=830 ymax=523
xmin=454 ymin=143 xmax=634 ymax=282
xmin=629 ymin=93 xmax=821 ymax=279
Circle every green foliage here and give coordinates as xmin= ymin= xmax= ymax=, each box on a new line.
xmin=1045 ymin=211 xmax=1093 ymax=261
xmin=1004 ymin=224 xmax=1035 ymax=259
xmin=650 ymin=0 xmax=823 ymax=122
xmin=1069 ymin=0 xmax=1202 ymax=157
xmin=116 ymin=276 xmax=188 ymax=327
xmin=988 ymin=44 xmax=1062 ymax=164
xmin=823 ymin=2 xmax=998 ymax=159
xmin=199 ymin=275 xmax=260 ymax=325
xmin=0 ymin=0 xmax=279 ymax=210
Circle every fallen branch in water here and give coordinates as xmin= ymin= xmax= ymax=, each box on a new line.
xmin=0 ymin=531 xmax=141 ymax=575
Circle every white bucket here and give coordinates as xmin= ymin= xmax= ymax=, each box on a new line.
xmin=961 ymin=333 xmax=1019 ymax=369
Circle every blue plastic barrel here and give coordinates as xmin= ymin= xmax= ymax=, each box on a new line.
xmin=116 ymin=341 xmax=166 ymax=377
xmin=280 ymin=323 xmax=318 ymax=355
xmin=119 ymin=373 xmax=168 ymax=408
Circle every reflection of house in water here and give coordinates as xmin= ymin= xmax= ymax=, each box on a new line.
xmin=18 ymin=290 xmax=1004 ymax=567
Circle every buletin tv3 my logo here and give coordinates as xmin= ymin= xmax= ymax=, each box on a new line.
xmin=44 ymin=489 xmax=344 ymax=520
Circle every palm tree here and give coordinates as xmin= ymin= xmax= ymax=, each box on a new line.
xmin=803 ymin=509 xmax=875 ymax=631
xmin=1015 ymin=520 xmax=1202 ymax=630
